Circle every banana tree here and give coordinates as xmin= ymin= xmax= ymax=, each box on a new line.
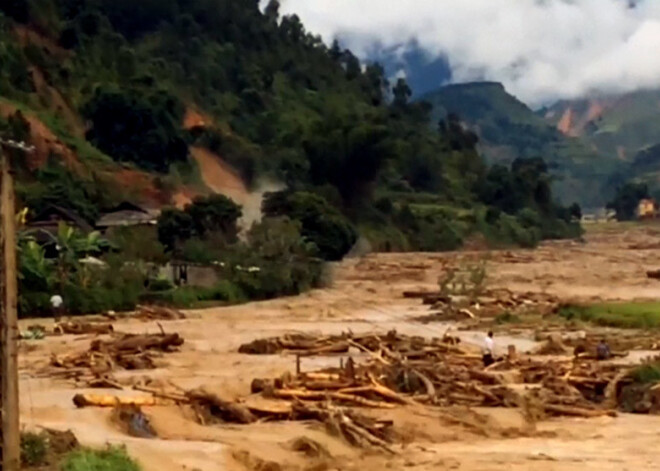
xmin=54 ymin=222 xmax=104 ymax=289
xmin=17 ymin=238 xmax=54 ymax=292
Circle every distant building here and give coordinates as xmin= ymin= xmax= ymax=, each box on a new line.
xmin=637 ymin=198 xmax=658 ymax=220
xmin=96 ymin=202 xmax=160 ymax=231
xmin=581 ymin=207 xmax=616 ymax=223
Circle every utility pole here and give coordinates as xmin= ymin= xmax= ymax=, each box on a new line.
xmin=0 ymin=139 xmax=34 ymax=471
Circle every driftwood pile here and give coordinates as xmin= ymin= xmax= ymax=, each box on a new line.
xmin=240 ymin=331 xmax=625 ymax=418
xmin=239 ymin=330 xmax=462 ymax=357
xmin=73 ymin=387 xmax=396 ymax=453
xmin=50 ymin=332 xmax=184 ymax=383
xmin=406 ymin=288 xmax=561 ymax=323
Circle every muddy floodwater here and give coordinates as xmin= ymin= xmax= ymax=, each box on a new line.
xmin=18 ymin=224 xmax=660 ymax=470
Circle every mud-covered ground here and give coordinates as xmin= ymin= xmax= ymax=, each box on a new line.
xmin=17 ymin=224 xmax=660 ymax=470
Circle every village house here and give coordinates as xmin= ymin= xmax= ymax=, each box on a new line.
xmin=96 ymin=202 xmax=161 ymax=232
xmin=636 ymin=198 xmax=658 ymax=220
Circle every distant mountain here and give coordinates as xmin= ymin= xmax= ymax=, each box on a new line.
xmin=542 ymin=89 xmax=660 ymax=193
xmin=543 ymin=89 xmax=660 ymax=161
xmin=421 ymin=82 xmax=621 ymax=206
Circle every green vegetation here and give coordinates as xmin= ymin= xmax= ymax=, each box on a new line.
xmin=557 ymin=302 xmax=660 ymax=329
xmin=0 ymin=0 xmax=580 ymax=258
xmin=21 ymin=431 xmax=49 ymax=467
xmin=157 ymin=194 xmax=241 ymax=252
xmin=629 ymin=362 xmax=660 ymax=385
xmin=61 ymin=446 xmax=140 ymax=471
xmin=19 ymin=216 xmax=323 ymax=315
xmin=82 ymin=87 xmax=188 ymax=172
xmin=422 ymin=82 xmax=620 ymax=207
xmin=263 ymin=191 xmax=357 ymax=260
xmin=0 ymin=0 xmax=588 ymax=317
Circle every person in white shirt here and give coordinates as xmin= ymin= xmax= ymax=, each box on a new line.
xmin=50 ymin=294 xmax=64 ymax=322
xmin=482 ymin=331 xmax=495 ymax=367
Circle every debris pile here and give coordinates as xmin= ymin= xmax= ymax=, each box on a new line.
xmin=407 ymin=288 xmax=561 ymax=323
xmin=241 ymin=331 xmax=624 ymax=417
xmin=74 ymin=387 xmax=396 ymax=453
xmin=49 ymin=332 xmax=184 ymax=383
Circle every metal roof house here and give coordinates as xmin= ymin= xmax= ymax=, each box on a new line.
xmin=96 ymin=202 xmax=160 ymax=230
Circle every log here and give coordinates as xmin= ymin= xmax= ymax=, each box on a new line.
xmin=55 ymin=322 xmax=114 ymax=336
xmin=87 ymin=377 xmax=124 ymax=390
xmin=297 ymin=341 xmax=350 ymax=356
xmin=367 ymin=373 xmax=417 ymax=406
xmin=91 ymin=333 xmax=184 ymax=353
xmin=543 ymin=404 xmax=617 ymax=418
xmin=458 ymin=308 xmax=476 ymax=319
xmin=271 ymin=389 xmax=395 ymax=409
xmin=133 ymin=385 xmax=188 ymax=403
xmin=136 ymin=305 xmax=186 ymax=320
xmin=647 ymin=270 xmax=660 ymax=280
xmin=302 ymin=380 xmax=355 ymax=391
xmin=73 ymin=393 xmax=165 ymax=408
xmin=303 ymin=373 xmax=342 ymax=381
xmin=402 ymin=291 xmax=443 ymax=300
xmin=347 ymin=340 xmax=391 ymax=365
xmin=471 ymin=384 xmax=501 ymax=404
xmin=468 ymin=369 xmax=505 ymax=385
xmin=411 ymin=369 xmax=436 ymax=399
xmin=187 ymin=389 xmax=257 ymax=424
xmin=341 ymin=420 xmax=397 ymax=454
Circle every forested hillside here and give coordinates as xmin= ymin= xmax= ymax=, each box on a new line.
xmin=422 ymin=82 xmax=621 ymax=207
xmin=0 ymin=0 xmax=580 ymax=259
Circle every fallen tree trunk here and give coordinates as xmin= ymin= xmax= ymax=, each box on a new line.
xmin=297 ymin=341 xmax=350 ymax=356
xmin=55 ymin=322 xmax=114 ymax=336
xmin=271 ymin=389 xmax=395 ymax=409
xmin=187 ymin=389 xmax=257 ymax=424
xmin=543 ymin=403 xmax=617 ymax=418
xmin=73 ymin=393 xmax=165 ymax=408
xmin=91 ymin=333 xmax=184 ymax=353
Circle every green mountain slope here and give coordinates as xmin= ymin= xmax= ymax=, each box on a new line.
xmin=542 ymin=90 xmax=660 ymax=192
xmin=543 ymin=89 xmax=660 ymax=161
xmin=421 ymin=82 xmax=621 ymax=207
xmin=0 ymin=0 xmax=579 ymax=254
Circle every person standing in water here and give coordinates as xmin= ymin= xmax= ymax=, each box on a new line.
xmin=50 ymin=293 xmax=64 ymax=322
xmin=483 ymin=331 xmax=495 ymax=367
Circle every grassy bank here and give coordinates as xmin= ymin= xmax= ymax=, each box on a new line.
xmin=558 ymin=302 xmax=660 ymax=329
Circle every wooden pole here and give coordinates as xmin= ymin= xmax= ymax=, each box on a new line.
xmin=0 ymin=146 xmax=20 ymax=471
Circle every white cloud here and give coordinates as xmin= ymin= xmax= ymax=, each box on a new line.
xmin=275 ymin=0 xmax=660 ymax=105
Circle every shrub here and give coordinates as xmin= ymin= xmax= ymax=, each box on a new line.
xmin=21 ymin=432 xmax=48 ymax=467
xmin=61 ymin=446 xmax=141 ymax=471
xmin=630 ymin=362 xmax=660 ymax=385
xmin=148 ymin=278 xmax=174 ymax=292
xmin=141 ymin=280 xmax=246 ymax=307
xmin=263 ymin=191 xmax=357 ymax=261
xmin=226 ymin=217 xmax=325 ymax=299
xmin=157 ymin=195 xmax=242 ymax=253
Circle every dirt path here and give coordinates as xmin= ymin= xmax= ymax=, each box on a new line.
xmin=18 ymin=224 xmax=660 ymax=470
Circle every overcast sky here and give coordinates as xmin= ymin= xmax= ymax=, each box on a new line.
xmin=276 ymin=0 xmax=660 ymax=106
